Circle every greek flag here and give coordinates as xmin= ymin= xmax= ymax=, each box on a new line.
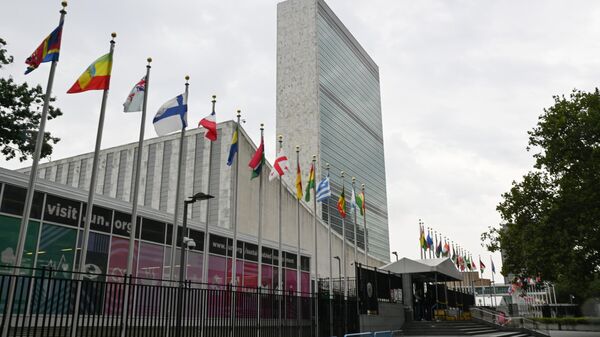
xmin=316 ymin=176 xmax=331 ymax=202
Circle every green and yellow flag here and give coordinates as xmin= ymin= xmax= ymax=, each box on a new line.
xmin=304 ymin=162 xmax=315 ymax=202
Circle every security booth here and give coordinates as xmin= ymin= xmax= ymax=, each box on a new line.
xmin=380 ymin=257 xmax=471 ymax=321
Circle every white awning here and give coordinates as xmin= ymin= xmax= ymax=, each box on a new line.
xmin=380 ymin=257 xmax=462 ymax=282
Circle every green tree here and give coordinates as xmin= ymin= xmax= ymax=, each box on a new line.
xmin=0 ymin=37 xmax=62 ymax=162
xmin=483 ymin=89 xmax=600 ymax=301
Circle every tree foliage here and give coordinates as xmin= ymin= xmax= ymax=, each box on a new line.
xmin=0 ymin=37 xmax=62 ymax=162
xmin=482 ymin=89 xmax=600 ymax=301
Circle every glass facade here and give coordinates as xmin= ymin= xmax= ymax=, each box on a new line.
xmin=0 ymin=182 xmax=310 ymax=290
xmin=317 ymin=4 xmax=390 ymax=262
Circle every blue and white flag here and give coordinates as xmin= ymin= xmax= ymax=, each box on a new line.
xmin=316 ymin=176 xmax=331 ymax=202
xmin=153 ymin=93 xmax=188 ymax=136
xmin=349 ymin=186 xmax=357 ymax=210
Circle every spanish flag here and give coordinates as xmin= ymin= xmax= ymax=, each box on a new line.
xmin=67 ymin=53 xmax=112 ymax=93
xmin=337 ymin=186 xmax=346 ymax=218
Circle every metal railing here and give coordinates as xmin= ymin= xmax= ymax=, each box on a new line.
xmin=470 ymin=307 xmax=550 ymax=337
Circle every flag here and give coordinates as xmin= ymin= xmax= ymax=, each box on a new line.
xmin=295 ymin=162 xmax=303 ymax=199
xmin=466 ymin=255 xmax=472 ymax=270
xmin=226 ymin=127 xmax=238 ymax=166
xmin=426 ymin=231 xmax=434 ymax=250
xmin=25 ymin=23 xmax=63 ymax=74
xmin=316 ymin=176 xmax=331 ymax=202
xmin=349 ymin=186 xmax=357 ymax=211
xmin=248 ymin=136 xmax=264 ymax=179
xmin=67 ymin=53 xmax=113 ymax=93
xmin=419 ymin=226 xmax=427 ymax=250
xmin=304 ymin=162 xmax=315 ymax=202
xmin=198 ymin=111 xmax=217 ymax=141
xmin=480 ymin=258 xmax=486 ymax=274
xmin=491 ymin=258 xmax=496 ymax=274
xmin=356 ymin=191 xmax=365 ymax=216
xmin=443 ymin=241 xmax=450 ymax=257
xmin=269 ymin=148 xmax=290 ymax=181
xmin=471 ymin=258 xmax=477 ymax=271
xmin=153 ymin=94 xmax=188 ymax=136
xmin=337 ymin=186 xmax=346 ymax=218
xmin=436 ymin=241 xmax=442 ymax=258
xmin=451 ymin=246 xmax=457 ymax=262
xmin=123 ymin=76 xmax=146 ymax=112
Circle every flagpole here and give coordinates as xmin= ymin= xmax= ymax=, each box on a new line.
xmin=311 ymin=155 xmax=319 ymax=337
xmin=200 ymin=95 xmax=216 ymax=284
xmin=362 ymin=183 xmax=368 ymax=266
xmin=230 ymin=111 xmax=241 ymax=337
xmin=231 ymin=111 xmax=241 ymax=284
xmin=295 ymin=146 xmax=302 ymax=297
xmin=169 ymin=79 xmax=191 ymax=282
xmin=256 ymin=123 xmax=264 ymax=337
xmin=71 ymin=32 xmax=116 ymax=337
xmin=428 ymin=227 xmax=432 ymax=259
xmin=120 ymin=57 xmax=152 ymax=337
xmin=326 ymin=164 xmax=333 ymax=336
xmin=295 ymin=146 xmax=301 ymax=337
xmin=351 ymin=178 xmax=358 ymax=272
xmin=340 ymin=171 xmax=347 ymax=302
xmin=491 ymin=255 xmax=496 ymax=307
xmin=1 ymin=4 xmax=67 ymax=337
xmin=277 ymin=135 xmax=283 ymax=333
xmin=418 ymin=219 xmax=423 ymax=259
xmin=125 ymin=57 xmax=151 ymax=276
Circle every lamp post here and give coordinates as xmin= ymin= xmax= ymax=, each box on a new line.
xmin=176 ymin=192 xmax=213 ymax=337
xmin=392 ymin=251 xmax=398 ymax=261
xmin=333 ymin=256 xmax=341 ymax=280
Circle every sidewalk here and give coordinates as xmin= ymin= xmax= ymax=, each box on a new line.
xmin=550 ymin=331 xmax=600 ymax=337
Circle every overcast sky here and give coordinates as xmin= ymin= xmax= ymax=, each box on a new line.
xmin=2 ymin=0 xmax=600 ymax=280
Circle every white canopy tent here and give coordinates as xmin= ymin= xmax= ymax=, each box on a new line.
xmin=380 ymin=257 xmax=462 ymax=282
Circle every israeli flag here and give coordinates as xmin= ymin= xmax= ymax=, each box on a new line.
xmin=316 ymin=176 xmax=331 ymax=202
xmin=153 ymin=93 xmax=188 ymax=136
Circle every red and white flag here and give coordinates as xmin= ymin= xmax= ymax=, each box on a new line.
xmin=123 ymin=76 xmax=146 ymax=112
xmin=269 ymin=148 xmax=290 ymax=181
xmin=198 ymin=111 xmax=217 ymax=141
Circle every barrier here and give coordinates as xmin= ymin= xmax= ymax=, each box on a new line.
xmin=344 ymin=333 xmax=372 ymax=337
xmin=373 ymin=330 xmax=402 ymax=337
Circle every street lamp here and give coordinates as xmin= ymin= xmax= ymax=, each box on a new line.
xmin=333 ymin=256 xmax=341 ymax=279
xmin=178 ymin=192 xmax=214 ymax=283
xmin=177 ymin=192 xmax=213 ymax=337
xmin=392 ymin=251 xmax=398 ymax=261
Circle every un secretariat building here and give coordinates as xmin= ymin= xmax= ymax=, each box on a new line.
xmin=0 ymin=0 xmax=389 ymax=288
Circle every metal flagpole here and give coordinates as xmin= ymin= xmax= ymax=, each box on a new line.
xmin=428 ymin=227 xmax=433 ymax=259
xmin=419 ymin=219 xmax=423 ymax=259
xmin=340 ymin=171 xmax=347 ymax=301
xmin=311 ymin=155 xmax=319 ymax=337
xmin=256 ymin=123 xmax=264 ymax=337
xmin=230 ymin=111 xmax=241 ymax=336
xmin=231 ymin=112 xmax=241 ymax=285
xmin=295 ymin=146 xmax=301 ymax=337
xmin=71 ymin=33 xmax=116 ymax=337
xmin=200 ymin=95 xmax=216 ymax=284
xmin=120 ymin=57 xmax=152 ymax=337
xmin=326 ymin=164 xmax=333 ymax=336
xmin=277 ymin=135 xmax=283 ymax=334
xmin=491 ymin=256 xmax=496 ymax=307
xmin=351 ymin=178 xmax=358 ymax=273
xmin=362 ymin=184 xmax=368 ymax=266
xmin=169 ymin=78 xmax=191 ymax=282
xmin=295 ymin=146 xmax=302 ymax=295
xmin=2 ymin=5 xmax=67 ymax=337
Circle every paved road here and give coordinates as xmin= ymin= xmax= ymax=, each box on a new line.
xmin=549 ymin=331 xmax=600 ymax=337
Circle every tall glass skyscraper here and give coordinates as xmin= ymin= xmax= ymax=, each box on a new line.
xmin=277 ymin=0 xmax=390 ymax=262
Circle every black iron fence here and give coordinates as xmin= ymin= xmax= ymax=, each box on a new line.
xmin=0 ymin=266 xmax=373 ymax=337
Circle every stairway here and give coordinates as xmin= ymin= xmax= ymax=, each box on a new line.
xmin=402 ymin=320 xmax=533 ymax=336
